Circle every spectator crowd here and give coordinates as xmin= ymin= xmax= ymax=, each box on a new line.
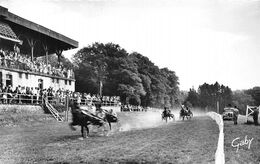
xmin=0 ymin=48 xmax=74 ymax=79
xmin=0 ymin=48 xmax=120 ymax=106
xmin=0 ymin=84 xmax=120 ymax=106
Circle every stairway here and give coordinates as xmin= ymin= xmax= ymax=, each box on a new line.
xmin=45 ymin=99 xmax=64 ymax=122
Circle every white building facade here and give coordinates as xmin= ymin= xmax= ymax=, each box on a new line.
xmin=0 ymin=67 xmax=75 ymax=91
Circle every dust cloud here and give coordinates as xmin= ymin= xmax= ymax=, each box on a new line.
xmin=118 ymin=108 xmax=207 ymax=132
xmin=118 ymin=111 xmax=172 ymax=132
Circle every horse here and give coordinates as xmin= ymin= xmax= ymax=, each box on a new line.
xmin=161 ymin=109 xmax=175 ymax=123
xmin=180 ymin=108 xmax=193 ymax=120
xmin=69 ymin=101 xmax=118 ymax=138
xmin=103 ymin=110 xmax=119 ymax=130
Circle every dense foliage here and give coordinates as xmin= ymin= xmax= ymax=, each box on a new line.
xmin=232 ymin=90 xmax=255 ymax=114
xmin=245 ymin=87 xmax=260 ymax=106
xmin=184 ymin=82 xmax=233 ymax=113
xmin=73 ymin=42 xmax=179 ymax=108
xmin=185 ymin=82 xmax=259 ymax=114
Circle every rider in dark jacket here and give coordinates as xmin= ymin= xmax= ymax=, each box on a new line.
xmin=253 ymin=108 xmax=259 ymax=125
xmin=163 ymin=107 xmax=170 ymax=115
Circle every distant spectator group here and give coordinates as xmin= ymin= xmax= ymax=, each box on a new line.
xmin=0 ymin=84 xmax=120 ymax=106
xmin=0 ymin=48 xmax=74 ymax=79
xmin=71 ymin=92 xmax=120 ymax=105
xmin=120 ymin=104 xmax=146 ymax=112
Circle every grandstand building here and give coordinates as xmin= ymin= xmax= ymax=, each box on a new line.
xmin=0 ymin=6 xmax=78 ymax=92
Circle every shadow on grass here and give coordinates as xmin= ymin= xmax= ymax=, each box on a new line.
xmin=244 ymin=122 xmax=259 ymax=126
xmin=51 ymin=132 xmax=108 ymax=143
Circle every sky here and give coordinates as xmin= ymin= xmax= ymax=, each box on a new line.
xmin=1 ymin=0 xmax=260 ymax=91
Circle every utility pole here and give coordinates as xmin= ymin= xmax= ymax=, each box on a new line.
xmin=99 ymin=81 xmax=103 ymax=98
xmin=217 ymin=101 xmax=219 ymax=114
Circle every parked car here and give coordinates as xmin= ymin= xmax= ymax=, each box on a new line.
xmin=222 ymin=107 xmax=234 ymax=120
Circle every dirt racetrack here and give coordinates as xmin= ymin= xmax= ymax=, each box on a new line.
xmin=0 ymin=111 xmax=220 ymax=164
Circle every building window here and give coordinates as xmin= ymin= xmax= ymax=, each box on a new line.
xmin=65 ymin=80 xmax=67 ymax=85
xmin=69 ymin=80 xmax=71 ymax=85
xmin=19 ymin=73 xmax=22 ymax=78
xmin=25 ymin=73 xmax=28 ymax=79
xmin=6 ymin=74 xmax=12 ymax=86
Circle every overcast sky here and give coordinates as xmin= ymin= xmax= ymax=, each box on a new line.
xmin=1 ymin=0 xmax=260 ymax=91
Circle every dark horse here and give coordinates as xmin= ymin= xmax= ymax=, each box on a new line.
xmin=69 ymin=101 xmax=118 ymax=138
xmin=180 ymin=108 xmax=193 ymax=120
xmin=103 ymin=110 xmax=118 ymax=130
xmin=161 ymin=107 xmax=175 ymax=123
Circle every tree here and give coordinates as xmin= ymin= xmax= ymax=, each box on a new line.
xmin=232 ymin=90 xmax=255 ymax=114
xmin=73 ymin=43 xmax=180 ymax=108
xmin=192 ymin=82 xmax=232 ymax=112
xmin=73 ymin=42 xmax=127 ymax=96
xmin=245 ymin=87 xmax=260 ymax=106
xmin=185 ymin=88 xmax=200 ymax=107
xmin=129 ymin=52 xmax=179 ymax=108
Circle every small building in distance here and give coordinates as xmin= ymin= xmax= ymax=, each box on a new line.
xmin=0 ymin=6 xmax=78 ymax=92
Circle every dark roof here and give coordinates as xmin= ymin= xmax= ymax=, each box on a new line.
xmin=0 ymin=21 xmax=20 ymax=43
xmin=0 ymin=6 xmax=78 ymax=50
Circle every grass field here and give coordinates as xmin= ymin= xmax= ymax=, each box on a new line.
xmin=223 ymin=115 xmax=260 ymax=164
xmin=0 ymin=111 xmax=219 ymax=164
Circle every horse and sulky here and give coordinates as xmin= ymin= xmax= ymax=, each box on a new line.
xmin=69 ymin=100 xmax=118 ymax=138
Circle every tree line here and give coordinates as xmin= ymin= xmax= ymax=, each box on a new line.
xmin=184 ymin=82 xmax=260 ymax=114
xmin=72 ymin=42 xmax=179 ymax=108
xmin=71 ymin=42 xmax=260 ymax=111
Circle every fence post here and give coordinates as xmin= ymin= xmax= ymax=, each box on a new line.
xmin=66 ymin=96 xmax=69 ymax=122
xmin=31 ymin=95 xmax=33 ymax=104
xmin=19 ymin=94 xmax=21 ymax=104
xmin=41 ymin=96 xmax=44 ymax=105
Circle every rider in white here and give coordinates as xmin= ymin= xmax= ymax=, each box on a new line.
xmin=181 ymin=104 xmax=186 ymax=112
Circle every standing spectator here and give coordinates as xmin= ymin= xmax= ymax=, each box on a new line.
xmin=13 ymin=44 xmax=20 ymax=57
xmin=232 ymin=106 xmax=239 ymax=125
xmin=2 ymin=86 xmax=7 ymax=104
xmin=253 ymin=108 xmax=259 ymax=126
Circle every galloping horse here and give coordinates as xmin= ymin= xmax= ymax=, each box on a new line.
xmin=69 ymin=100 xmax=118 ymax=138
xmin=180 ymin=107 xmax=193 ymax=120
xmin=162 ymin=107 xmax=175 ymax=123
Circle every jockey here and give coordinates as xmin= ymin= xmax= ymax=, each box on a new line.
xmin=71 ymin=99 xmax=82 ymax=114
xmin=163 ymin=107 xmax=168 ymax=115
xmin=109 ymin=109 xmax=117 ymax=117
xmin=69 ymin=99 xmax=82 ymax=131
xmin=181 ymin=104 xmax=185 ymax=112
xmin=95 ymin=103 xmax=105 ymax=119
xmin=163 ymin=106 xmax=171 ymax=116
xmin=180 ymin=104 xmax=188 ymax=116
